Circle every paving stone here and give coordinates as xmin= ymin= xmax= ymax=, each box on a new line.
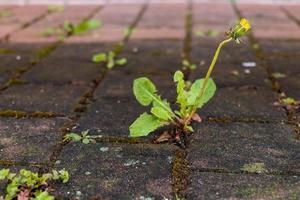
xmin=74 ymin=40 xmax=182 ymax=137
xmin=11 ymin=6 xmax=96 ymax=43
xmin=0 ymin=6 xmax=48 ymax=39
xmin=283 ymin=5 xmax=300 ymax=21
xmin=188 ymin=122 xmax=300 ymax=173
xmin=237 ymin=4 xmax=300 ymax=39
xmin=193 ymin=3 xmax=236 ymax=39
xmin=199 ymin=86 xmax=286 ymax=120
xmin=53 ymin=143 xmax=175 ymax=199
xmin=0 ymin=84 xmax=88 ymax=114
xmin=67 ymin=4 xmax=143 ymax=43
xmin=187 ymin=172 xmax=300 ymax=200
xmin=22 ymin=43 xmax=110 ymax=85
xmin=132 ymin=4 xmax=185 ymax=40
xmin=259 ymin=39 xmax=300 ymax=58
xmin=190 ymin=38 xmax=271 ymax=88
xmin=0 ymin=117 xmax=67 ymax=163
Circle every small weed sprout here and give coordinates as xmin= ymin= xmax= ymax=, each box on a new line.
xmin=92 ymin=51 xmax=127 ymax=69
xmin=182 ymin=59 xmax=196 ymax=71
xmin=42 ymin=19 xmax=101 ymax=40
xmin=0 ymin=168 xmax=69 ymax=200
xmin=0 ymin=10 xmax=12 ymax=18
xmin=64 ymin=130 xmax=103 ymax=144
xmin=123 ymin=27 xmax=136 ymax=38
xmin=129 ymin=18 xmax=251 ymax=137
xmin=47 ymin=5 xmax=64 ymax=13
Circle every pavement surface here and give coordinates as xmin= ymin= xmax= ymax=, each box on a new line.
xmin=0 ymin=1 xmax=300 ymax=199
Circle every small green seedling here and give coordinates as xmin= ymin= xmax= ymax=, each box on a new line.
xmin=0 ymin=10 xmax=12 ymax=18
xmin=182 ymin=59 xmax=196 ymax=70
xmin=195 ymin=29 xmax=220 ymax=37
xmin=123 ymin=27 xmax=136 ymax=38
xmin=42 ymin=19 xmax=101 ymax=40
xmin=129 ymin=18 xmax=251 ymax=139
xmin=0 ymin=168 xmax=69 ymax=200
xmin=92 ymin=51 xmax=127 ymax=69
xmin=241 ymin=163 xmax=267 ymax=174
xmin=64 ymin=130 xmax=103 ymax=144
xmin=47 ymin=5 xmax=64 ymax=13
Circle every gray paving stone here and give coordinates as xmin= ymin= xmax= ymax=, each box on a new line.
xmin=0 ymin=84 xmax=88 ymax=114
xmin=53 ymin=143 xmax=175 ymax=199
xmin=199 ymin=87 xmax=286 ymax=120
xmin=0 ymin=117 xmax=67 ymax=163
xmin=22 ymin=43 xmax=110 ymax=85
xmin=187 ymin=172 xmax=300 ymax=200
xmin=188 ymin=122 xmax=300 ymax=173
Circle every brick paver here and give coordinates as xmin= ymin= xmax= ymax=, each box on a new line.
xmin=0 ymin=2 xmax=299 ymax=199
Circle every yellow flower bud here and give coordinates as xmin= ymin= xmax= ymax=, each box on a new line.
xmin=228 ymin=18 xmax=251 ymax=42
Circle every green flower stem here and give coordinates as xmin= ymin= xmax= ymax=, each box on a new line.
xmin=184 ymin=37 xmax=233 ymax=126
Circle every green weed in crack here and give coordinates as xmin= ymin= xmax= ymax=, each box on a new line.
xmin=129 ymin=18 xmax=251 ymax=139
xmin=0 ymin=168 xmax=69 ymax=200
xmin=92 ymin=51 xmax=127 ymax=69
xmin=42 ymin=19 xmax=101 ymax=40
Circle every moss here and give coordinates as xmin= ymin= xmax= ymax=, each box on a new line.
xmin=241 ymin=162 xmax=267 ymax=174
xmin=172 ymin=149 xmax=189 ymax=199
xmin=0 ymin=110 xmax=64 ymax=118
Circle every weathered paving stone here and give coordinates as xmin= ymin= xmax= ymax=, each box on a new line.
xmin=199 ymin=87 xmax=286 ymax=120
xmin=132 ymin=4 xmax=185 ymax=40
xmin=190 ymin=39 xmax=271 ymax=88
xmin=73 ymin=40 xmax=182 ymax=137
xmin=0 ymin=117 xmax=67 ymax=163
xmin=188 ymin=122 xmax=300 ymax=173
xmin=237 ymin=4 xmax=300 ymax=39
xmin=187 ymin=172 xmax=300 ymax=200
xmin=193 ymin=3 xmax=236 ymax=38
xmin=0 ymin=6 xmax=48 ymax=39
xmin=68 ymin=4 xmax=143 ymax=43
xmin=283 ymin=5 xmax=300 ymax=21
xmin=22 ymin=43 xmax=110 ymax=85
xmin=53 ymin=143 xmax=175 ymax=199
xmin=0 ymin=84 xmax=88 ymax=114
xmin=11 ymin=6 xmax=96 ymax=43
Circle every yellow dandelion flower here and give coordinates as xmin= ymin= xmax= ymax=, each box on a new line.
xmin=240 ymin=18 xmax=251 ymax=31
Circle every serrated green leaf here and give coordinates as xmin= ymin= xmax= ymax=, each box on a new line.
xmin=33 ymin=191 xmax=54 ymax=200
xmin=65 ymin=133 xmax=82 ymax=142
xmin=187 ymin=78 xmax=216 ymax=108
xmin=151 ymin=107 xmax=172 ymax=121
xmin=92 ymin=53 xmax=107 ymax=63
xmin=174 ymin=70 xmax=184 ymax=82
xmin=58 ymin=169 xmax=69 ymax=183
xmin=174 ymin=71 xmax=188 ymax=116
xmin=133 ymin=77 xmax=157 ymax=106
xmin=115 ymin=58 xmax=127 ymax=65
xmin=129 ymin=113 xmax=163 ymax=137
xmin=0 ymin=169 xmax=10 ymax=180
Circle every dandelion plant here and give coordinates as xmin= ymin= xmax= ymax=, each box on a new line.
xmin=129 ymin=18 xmax=251 ymax=138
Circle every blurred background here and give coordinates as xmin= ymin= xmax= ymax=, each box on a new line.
xmin=0 ymin=0 xmax=300 ymax=5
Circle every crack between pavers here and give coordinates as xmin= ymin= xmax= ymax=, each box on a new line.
xmin=0 ymin=109 xmax=67 ymax=118
xmin=280 ymin=6 xmax=300 ymax=27
xmin=231 ymin=2 xmax=300 ymax=141
xmin=191 ymin=167 xmax=300 ymax=177
xmin=182 ymin=0 xmax=193 ymax=80
xmin=0 ymin=160 xmax=45 ymax=168
xmin=0 ymin=9 xmax=52 ymax=43
xmin=0 ymin=6 xmax=103 ymax=94
xmin=46 ymin=3 xmax=149 ymax=172
xmin=171 ymin=1 xmax=193 ymax=199
xmin=204 ymin=115 xmax=287 ymax=124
